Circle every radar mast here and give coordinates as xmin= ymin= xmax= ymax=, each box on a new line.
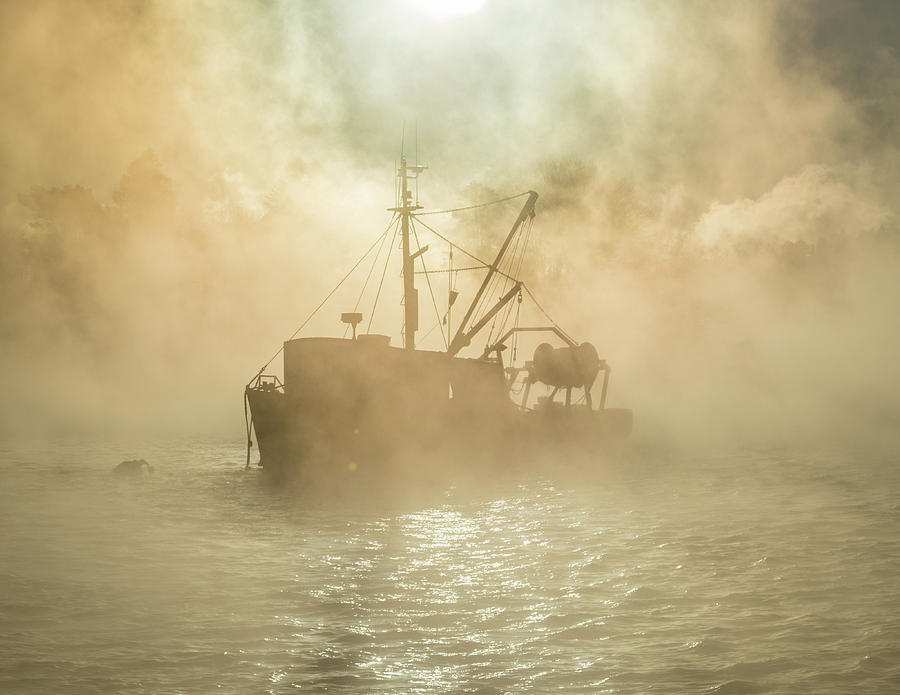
xmin=391 ymin=155 xmax=427 ymax=349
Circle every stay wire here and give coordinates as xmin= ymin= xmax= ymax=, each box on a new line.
xmin=484 ymin=201 xmax=535 ymax=335
xmin=366 ymin=217 xmax=401 ymax=334
xmin=249 ymin=213 xmax=398 ymax=383
xmin=492 ymin=215 xmax=534 ymax=344
xmin=411 ymin=214 xmax=521 ymax=339
xmin=472 ymin=216 xmax=517 ymax=332
xmin=512 ymin=296 xmax=521 ymax=365
xmin=480 ymin=206 xmax=529 ymax=341
xmin=505 ymin=216 xmax=535 ymax=340
xmin=410 ymin=218 xmax=449 ymax=349
xmin=411 ymin=216 xmax=494 ymax=271
xmin=522 ymin=284 xmax=577 ymax=345
xmin=419 ymin=317 xmax=444 ymax=342
xmin=486 ymin=212 xmax=528 ymax=343
xmin=414 ymin=191 xmax=530 ymax=216
xmin=243 ymin=389 xmax=254 ymax=469
xmin=414 ymin=265 xmax=486 ymax=275
xmin=344 ymin=221 xmax=393 ymax=338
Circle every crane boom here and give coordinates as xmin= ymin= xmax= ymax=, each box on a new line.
xmin=448 ymin=191 xmax=538 ymax=355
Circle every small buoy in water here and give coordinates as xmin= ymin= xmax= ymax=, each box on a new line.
xmin=113 ymin=459 xmax=153 ymax=476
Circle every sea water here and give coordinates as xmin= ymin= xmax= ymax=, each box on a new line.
xmin=1 ymin=441 xmax=898 ymax=694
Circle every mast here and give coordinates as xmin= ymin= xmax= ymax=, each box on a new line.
xmin=390 ymin=155 xmax=426 ymax=350
xmin=401 ymin=159 xmax=415 ymax=350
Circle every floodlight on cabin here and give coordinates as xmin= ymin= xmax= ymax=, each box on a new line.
xmin=341 ymin=312 xmax=363 ymax=340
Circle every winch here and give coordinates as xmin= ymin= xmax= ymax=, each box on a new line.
xmin=531 ymin=342 xmax=601 ymax=389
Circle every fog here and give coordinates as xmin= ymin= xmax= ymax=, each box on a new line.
xmin=2 ymin=0 xmax=898 ymax=450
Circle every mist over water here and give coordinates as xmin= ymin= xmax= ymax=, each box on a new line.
xmin=2 ymin=1 xmax=900 ymax=692
xmin=2 ymin=0 xmax=899 ymax=444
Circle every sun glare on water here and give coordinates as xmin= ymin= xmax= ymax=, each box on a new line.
xmin=410 ymin=0 xmax=486 ymax=19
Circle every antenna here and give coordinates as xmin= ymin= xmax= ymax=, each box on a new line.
xmin=388 ymin=129 xmax=427 ymax=350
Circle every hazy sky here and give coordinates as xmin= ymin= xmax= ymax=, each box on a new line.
xmin=3 ymin=1 xmax=898 ymax=194
xmin=1 ymin=0 xmax=898 ymax=443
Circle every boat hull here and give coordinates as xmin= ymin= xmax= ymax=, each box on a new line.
xmin=246 ymin=336 xmax=631 ymax=484
xmin=247 ymin=387 xmax=632 ymax=483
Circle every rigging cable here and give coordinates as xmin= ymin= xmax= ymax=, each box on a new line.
xmin=419 ymin=318 xmax=445 ymax=342
xmin=410 ymin=217 xmax=449 ymax=349
xmin=511 ymin=288 xmax=522 ymax=366
xmin=413 ymin=210 xmax=525 ymax=343
xmin=522 ymin=283 xmax=577 ymax=345
xmin=244 ymin=214 xmax=398 ymax=467
xmin=411 ymin=216 xmax=498 ymax=272
xmin=414 ymin=265 xmax=487 ymax=275
xmin=470 ymin=214 xmax=519 ymax=338
xmin=483 ymin=196 xmax=537 ymax=339
xmin=243 ymin=388 xmax=254 ymax=469
xmin=366 ymin=217 xmax=401 ymax=334
xmin=477 ymin=205 xmax=531 ymax=344
xmin=344 ymin=221 xmax=393 ymax=338
xmin=411 ymin=214 xmax=520 ymax=341
xmin=424 ymin=246 xmax=463 ymax=338
xmin=448 ymin=244 xmax=454 ymax=338
xmin=491 ymin=214 xmax=535 ymax=344
xmin=414 ymin=191 xmax=530 ymax=216
xmin=249 ymin=212 xmax=399 ymax=383
xmin=485 ymin=211 xmax=529 ymax=344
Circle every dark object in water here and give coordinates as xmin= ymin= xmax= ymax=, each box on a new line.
xmin=113 ymin=459 xmax=153 ymax=476
xmin=244 ymin=155 xmax=633 ymax=481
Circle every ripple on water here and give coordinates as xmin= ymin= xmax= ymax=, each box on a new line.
xmin=0 ymin=444 xmax=899 ymax=694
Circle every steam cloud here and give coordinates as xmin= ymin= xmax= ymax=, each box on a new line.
xmin=1 ymin=0 xmax=898 ymax=449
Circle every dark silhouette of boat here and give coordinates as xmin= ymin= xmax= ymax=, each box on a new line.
xmin=244 ymin=156 xmax=631 ymax=482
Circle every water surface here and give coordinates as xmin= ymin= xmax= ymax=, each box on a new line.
xmin=1 ymin=442 xmax=898 ymax=693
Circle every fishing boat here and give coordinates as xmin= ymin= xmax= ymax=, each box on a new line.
xmin=244 ymin=155 xmax=632 ymax=482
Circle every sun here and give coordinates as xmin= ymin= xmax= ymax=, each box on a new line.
xmin=409 ymin=0 xmax=487 ymax=19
